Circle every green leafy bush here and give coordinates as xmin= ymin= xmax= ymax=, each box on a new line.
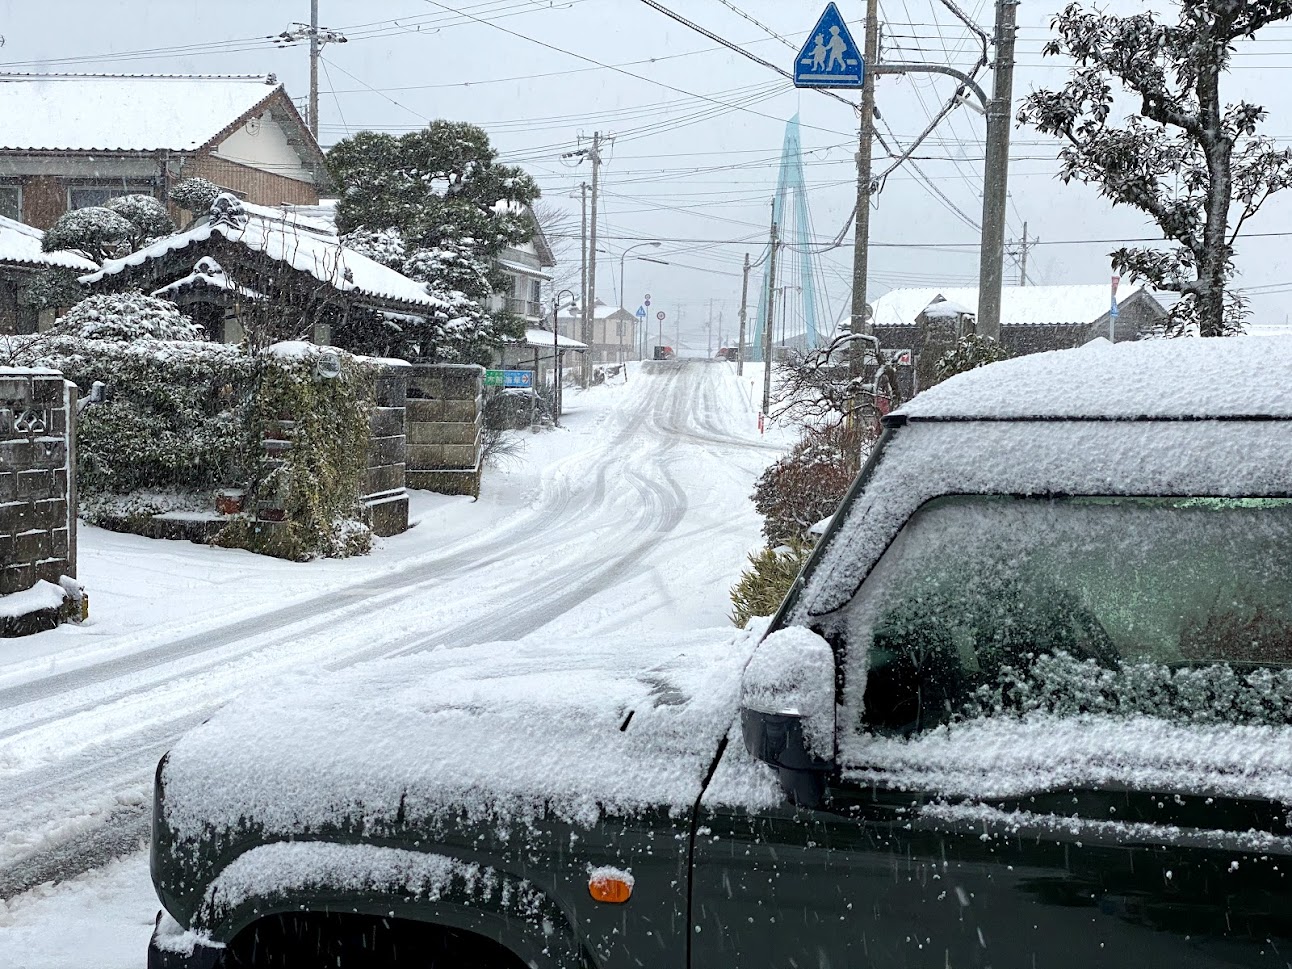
xmin=56 ymin=292 xmax=205 ymax=341
xmin=935 ymin=333 xmax=1011 ymax=383
xmin=169 ymin=177 xmax=221 ymax=215
xmin=730 ymin=543 xmax=811 ymax=628
xmin=217 ymin=346 xmax=374 ymax=560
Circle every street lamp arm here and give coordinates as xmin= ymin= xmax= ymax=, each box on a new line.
xmin=870 ymin=63 xmax=988 ymax=110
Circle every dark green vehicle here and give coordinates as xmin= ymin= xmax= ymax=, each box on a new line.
xmin=150 ymin=339 xmax=1292 ymax=968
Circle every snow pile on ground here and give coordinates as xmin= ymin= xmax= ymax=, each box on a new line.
xmin=161 ymin=627 xmax=759 ymax=842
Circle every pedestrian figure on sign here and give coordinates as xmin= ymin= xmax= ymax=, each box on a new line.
xmin=827 ymin=25 xmax=848 ymax=72
xmin=809 ymin=34 xmax=828 ymax=71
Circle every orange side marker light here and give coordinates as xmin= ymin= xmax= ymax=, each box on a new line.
xmin=588 ymin=873 xmax=633 ymax=904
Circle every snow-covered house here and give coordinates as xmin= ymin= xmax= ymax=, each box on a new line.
xmin=81 ymin=196 xmax=447 ymax=346
xmin=0 ymin=214 xmax=98 ymax=333
xmin=0 ymin=74 xmax=328 ymax=230
xmin=490 ymin=203 xmax=556 ymax=326
xmin=557 ymin=300 xmax=639 ymax=364
xmin=868 ymin=284 xmax=1166 ymax=354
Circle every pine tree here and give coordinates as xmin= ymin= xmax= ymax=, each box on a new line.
xmin=1019 ymin=0 xmax=1292 ymax=336
xmin=327 ymin=121 xmax=541 ymax=364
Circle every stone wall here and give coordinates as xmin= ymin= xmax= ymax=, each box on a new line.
xmin=363 ymin=362 xmax=409 ymax=536
xmin=0 ymin=369 xmax=81 ymax=635
xmin=405 ymin=364 xmax=483 ymax=498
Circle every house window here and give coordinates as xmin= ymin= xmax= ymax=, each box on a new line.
xmin=68 ymin=182 xmax=153 ymax=210
xmin=0 ymin=185 xmax=20 ymax=221
xmin=504 ymin=273 xmax=543 ymax=319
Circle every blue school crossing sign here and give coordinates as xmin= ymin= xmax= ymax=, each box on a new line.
xmin=794 ymin=3 xmax=864 ymax=89
xmin=635 ymin=305 xmax=647 ymax=320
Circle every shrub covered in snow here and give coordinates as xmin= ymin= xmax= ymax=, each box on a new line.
xmin=730 ymin=543 xmax=811 ymax=629
xmin=42 ymin=207 xmax=133 ymax=262
xmin=217 ymin=345 xmax=374 ymax=560
xmin=103 ymin=193 xmax=175 ymax=247
xmin=55 ymin=291 xmax=204 ymax=342
xmin=18 ymin=268 xmax=83 ymax=311
xmin=752 ymin=424 xmax=865 ymax=547
xmin=22 ymin=336 xmax=254 ymax=497
xmin=934 ymin=333 xmax=1011 ymax=385
xmin=340 ymin=227 xmax=406 ymax=269
xmin=169 ymin=177 xmax=221 ymax=215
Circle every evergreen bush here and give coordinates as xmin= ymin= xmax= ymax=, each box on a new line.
xmin=730 ymin=544 xmax=811 ymax=628
xmin=752 ymin=424 xmax=865 ymax=547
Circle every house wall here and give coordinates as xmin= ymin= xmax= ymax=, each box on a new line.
xmin=405 ymin=365 xmax=483 ymax=498
xmin=22 ymin=175 xmax=71 ymax=230
xmin=212 ymin=113 xmax=315 ymax=184
xmin=181 ymin=154 xmax=319 ymax=208
xmin=0 ymin=371 xmax=79 ymax=634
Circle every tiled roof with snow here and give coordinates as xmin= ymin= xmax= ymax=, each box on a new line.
xmin=86 ymin=199 xmax=443 ymax=312
xmin=871 ymin=284 xmax=1158 ymax=329
xmin=0 ymin=74 xmax=283 ymax=152
xmin=899 ymin=337 xmax=1292 ymax=420
xmin=0 ymin=214 xmax=99 ymax=271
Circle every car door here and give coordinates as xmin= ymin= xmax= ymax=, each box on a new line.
xmin=692 ymin=495 xmax=1292 ymax=968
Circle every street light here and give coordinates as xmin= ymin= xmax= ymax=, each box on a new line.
xmin=620 ymin=241 xmax=661 ymax=362
xmin=552 ymin=287 xmax=577 ymax=426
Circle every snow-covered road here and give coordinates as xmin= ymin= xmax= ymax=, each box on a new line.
xmin=0 ymin=359 xmax=786 ymax=965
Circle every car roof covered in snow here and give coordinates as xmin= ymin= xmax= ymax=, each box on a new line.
xmin=897 ymin=337 xmax=1292 ymax=421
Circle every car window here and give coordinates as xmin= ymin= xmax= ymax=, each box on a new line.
xmin=838 ymin=495 xmax=1292 ymax=744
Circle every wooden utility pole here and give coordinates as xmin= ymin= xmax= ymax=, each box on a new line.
xmin=977 ymin=0 xmax=1020 ymax=339
xmin=762 ymin=214 xmax=779 ymax=415
xmin=737 ymin=252 xmax=750 ymax=376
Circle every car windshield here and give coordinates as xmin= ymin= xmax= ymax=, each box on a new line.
xmin=841 ymin=495 xmax=1292 ymax=737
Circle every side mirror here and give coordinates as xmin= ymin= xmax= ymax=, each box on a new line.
xmin=739 ymin=627 xmax=836 ymax=809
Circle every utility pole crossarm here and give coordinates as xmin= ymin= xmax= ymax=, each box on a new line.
xmin=870 ymin=64 xmax=989 ymax=111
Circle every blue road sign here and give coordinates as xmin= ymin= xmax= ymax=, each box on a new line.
xmin=635 ymin=305 xmax=647 ymax=319
xmin=794 ymin=3 xmax=864 ymax=89
xmin=503 ymin=370 xmax=533 ymax=389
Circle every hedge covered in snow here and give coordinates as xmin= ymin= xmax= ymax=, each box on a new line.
xmin=6 ymin=293 xmax=377 ymax=560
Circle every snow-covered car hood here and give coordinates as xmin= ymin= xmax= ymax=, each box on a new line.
xmin=159 ymin=627 xmax=760 ymax=844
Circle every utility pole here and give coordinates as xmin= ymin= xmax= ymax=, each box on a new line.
xmin=707 ymin=298 xmax=714 ymax=358
xmin=578 ymin=182 xmax=588 ymax=345
xmin=309 ymin=0 xmax=319 ymax=140
xmin=583 ymin=132 xmax=604 ymax=386
xmin=737 ymin=252 xmax=750 ymax=376
xmin=1012 ymin=220 xmax=1039 ymax=286
xmin=977 ymin=0 xmax=1019 ymax=340
xmin=850 ymin=0 xmax=881 ymax=376
xmin=762 ymin=213 xmax=779 ymax=415
xmin=274 ymin=6 xmax=347 ymax=140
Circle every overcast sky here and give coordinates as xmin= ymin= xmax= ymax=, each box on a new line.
xmin=2 ymin=0 xmax=1290 ymax=348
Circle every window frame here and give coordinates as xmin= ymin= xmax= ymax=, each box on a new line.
xmin=66 ymin=180 xmax=156 ymax=211
xmin=0 ymin=183 xmax=22 ymax=221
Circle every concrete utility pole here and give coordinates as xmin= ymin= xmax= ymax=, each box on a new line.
xmin=1013 ymin=220 xmax=1040 ymax=285
xmin=275 ymin=5 xmax=346 ymax=140
xmin=581 ymin=133 xmax=604 ymax=386
xmin=309 ymin=0 xmax=319 ymax=140
xmin=850 ymin=0 xmax=881 ymax=374
xmin=707 ymin=298 xmax=714 ymax=358
xmin=737 ymin=252 xmax=750 ymax=376
xmin=578 ymin=182 xmax=588 ymax=345
xmin=762 ymin=214 xmax=779 ymax=415
xmin=977 ymin=0 xmax=1020 ymax=340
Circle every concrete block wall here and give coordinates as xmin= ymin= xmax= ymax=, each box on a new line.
xmin=0 ymin=369 xmax=80 ymax=634
xmin=405 ymin=364 xmax=484 ymax=498
xmin=363 ymin=363 xmax=409 ymax=537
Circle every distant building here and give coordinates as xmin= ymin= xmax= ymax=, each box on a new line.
xmin=488 ymin=202 xmax=556 ymax=327
xmin=557 ymin=300 xmax=639 ymax=364
xmin=0 ymin=73 xmax=328 ymax=229
xmin=868 ymin=284 xmax=1166 ymax=354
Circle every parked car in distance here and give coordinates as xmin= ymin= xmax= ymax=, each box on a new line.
xmin=149 ymin=338 xmax=1292 ymax=968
